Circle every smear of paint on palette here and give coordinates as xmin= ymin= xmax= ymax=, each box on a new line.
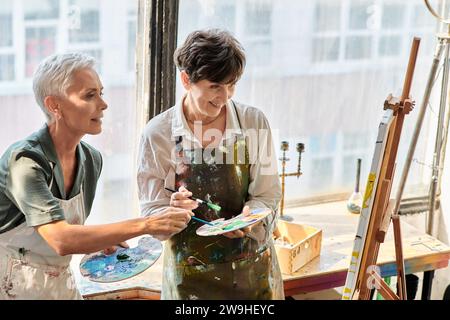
xmin=196 ymin=208 xmax=271 ymax=236
xmin=79 ymin=237 xmax=163 ymax=283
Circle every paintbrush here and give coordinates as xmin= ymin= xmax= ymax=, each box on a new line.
xmin=191 ymin=216 xmax=215 ymax=226
xmin=164 ymin=187 xmax=222 ymax=211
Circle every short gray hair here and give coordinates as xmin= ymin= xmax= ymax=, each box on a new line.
xmin=32 ymin=52 xmax=96 ymax=122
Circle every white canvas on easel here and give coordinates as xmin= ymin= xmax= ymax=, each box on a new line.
xmin=342 ymin=109 xmax=394 ymax=300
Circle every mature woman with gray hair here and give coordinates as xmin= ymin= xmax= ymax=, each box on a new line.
xmin=0 ymin=52 xmax=193 ymax=300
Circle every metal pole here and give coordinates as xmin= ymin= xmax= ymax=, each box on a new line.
xmin=437 ymin=76 xmax=450 ymax=196
xmin=392 ymin=39 xmax=445 ymax=222
xmin=428 ymin=37 xmax=450 ymax=236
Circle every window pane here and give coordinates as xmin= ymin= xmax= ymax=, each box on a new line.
xmin=379 ymin=35 xmax=402 ymax=57
xmin=310 ymin=157 xmax=334 ymax=190
xmin=345 ymin=35 xmax=372 ymax=60
xmin=245 ymin=40 xmax=271 ymax=66
xmin=314 ymin=0 xmax=341 ymax=32
xmin=382 ymin=3 xmax=404 ymax=29
xmin=0 ymin=0 xmax=13 ymax=47
xmin=312 ymin=36 xmax=340 ymax=62
xmin=68 ymin=0 xmax=100 ymax=43
xmin=25 ymin=27 xmax=57 ymax=77
xmin=343 ymin=132 xmax=370 ymax=151
xmin=0 ymin=55 xmax=14 ymax=81
xmin=349 ymin=0 xmax=373 ymax=30
xmin=214 ymin=2 xmax=236 ymax=33
xmin=128 ymin=20 xmax=136 ymax=71
xmin=24 ymin=0 xmax=59 ymax=20
xmin=178 ymin=0 xmax=236 ymax=41
xmin=245 ymin=0 xmax=272 ymax=36
xmin=310 ymin=134 xmax=337 ymax=153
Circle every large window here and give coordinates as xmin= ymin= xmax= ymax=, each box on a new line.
xmin=0 ymin=0 xmax=141 ymax=224
xmin=0 ymin=0 xmax=441 ymax=214
xmin=177 ymin=0 xmax=438 ymax=204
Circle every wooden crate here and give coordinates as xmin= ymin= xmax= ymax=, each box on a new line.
xmin=274 ymin=220 xmax=322 ymax=275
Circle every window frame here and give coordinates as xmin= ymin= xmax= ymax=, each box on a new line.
xmin=140 ymin=0 xmax=179 ymax=121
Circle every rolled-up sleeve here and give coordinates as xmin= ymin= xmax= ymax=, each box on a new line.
xmin=137 ymin=132 xmax=172 ymax=217
xmin=244 ymin=109 xmax=281 ymax=238
xmin=246 ymin=114 xmax=281 ymax=212
xmin=5 ymin=155 xmax=65 ymax=227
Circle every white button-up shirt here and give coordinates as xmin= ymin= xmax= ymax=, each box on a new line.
xmin=137 ymin=97 xmax=281 ymax=238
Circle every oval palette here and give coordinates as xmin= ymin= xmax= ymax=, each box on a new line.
xmin=79 ymin=236 xmax=162 ymax=283
xmin=196 ymin=207 xmax=272 ymax=236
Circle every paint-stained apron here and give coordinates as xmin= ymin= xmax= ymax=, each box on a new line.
xmin=162 ymin=104 xmax=284 ymax=300
xmin=0 ymin=164 xmax=85 ymax=300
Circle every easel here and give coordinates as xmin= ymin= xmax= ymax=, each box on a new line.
xmin=350 ymin=38 xmax=420 ymax=300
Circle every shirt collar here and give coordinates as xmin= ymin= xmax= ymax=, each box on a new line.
xmin=36 ymin=124 xmax=86 ymax=199
xmin=171 ymin=96 xmax=243 ymax=140
xmin=36 ymin=124 xmax=59 ymax=164
xmin=37 ymin=124 xmax=86 ymax=165
xmin=171 ymin=96 xmax=190 ymax=139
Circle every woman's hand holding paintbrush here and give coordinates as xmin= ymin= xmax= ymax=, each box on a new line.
xmin=168 ymin=186 xmax=202 ymax=211
xmin=167 ymin=186 xmax=255 ymax=240
xmin=167 ymin=186 xmax=221 ymax=211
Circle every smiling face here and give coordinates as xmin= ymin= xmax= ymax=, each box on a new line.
xmin=181 ymin=71 xmax=236 ymax=119
xmin=53 ymin=68 xmax=107 ymax=135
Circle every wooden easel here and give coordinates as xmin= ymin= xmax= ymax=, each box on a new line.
xmin=352 ymin=38 xmax=420 ymax=300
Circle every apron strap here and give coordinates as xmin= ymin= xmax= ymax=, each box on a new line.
xmin=49 ymin=162 xmax=55 ymax=190
xmin=48 ymin=162 xmax=84 ymax=195
xmin=230 ymin=99 xmax=243 ymax=130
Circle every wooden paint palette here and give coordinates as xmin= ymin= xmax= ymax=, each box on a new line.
xmin=196 ymin=208 xmax=272 ymax=236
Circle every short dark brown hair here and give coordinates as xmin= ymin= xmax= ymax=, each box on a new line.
xmin=174 ymin=29 xmax=246 ymax=84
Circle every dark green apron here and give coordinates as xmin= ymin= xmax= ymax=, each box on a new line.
xmin=161 ymin=102 xmax=283 ymax=300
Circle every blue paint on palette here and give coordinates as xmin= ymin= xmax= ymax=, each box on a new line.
xmin=79 ymin=237 xmax=163 ymax=283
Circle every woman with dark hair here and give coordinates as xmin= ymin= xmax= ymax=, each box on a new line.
xmin=137 ymin=29 xmax=284 ymax=300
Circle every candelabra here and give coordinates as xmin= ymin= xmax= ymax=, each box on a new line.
xmin=279 ymin=141 xmax=305 ymax=221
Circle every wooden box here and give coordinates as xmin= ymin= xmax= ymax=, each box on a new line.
xmin=274 ymin=220 xmax=322 ymax=275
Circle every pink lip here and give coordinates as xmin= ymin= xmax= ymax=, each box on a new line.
xmin=209 ymin=101 xmax=223 ymax=108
